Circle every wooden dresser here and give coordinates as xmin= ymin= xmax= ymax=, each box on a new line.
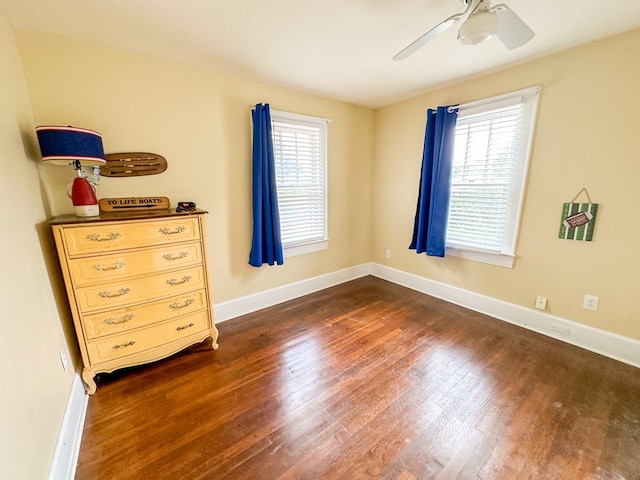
xmin=50 ymin=209 xmax=218 ymax=394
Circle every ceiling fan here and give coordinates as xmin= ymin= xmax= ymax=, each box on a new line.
xmin=393 ymin=0 xmax=534 ymax=61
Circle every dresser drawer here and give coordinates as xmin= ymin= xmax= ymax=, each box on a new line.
xmin=82 ymin=289 xmax=209 ymax=339
xmin=68 ymin=242 xmax=204 ymax=286
xmin=61 ymin=217 xmax=201 ymax=256
xmin=75 ymin=266 xmax=207 ymax=313
xmin=86 ymin=310 xmax=210 ymax=363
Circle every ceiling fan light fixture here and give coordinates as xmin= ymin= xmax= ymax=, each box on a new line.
xmin=458 ymin=10 xmax=499 ymax=45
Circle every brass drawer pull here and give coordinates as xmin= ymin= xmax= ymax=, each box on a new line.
xmin=169 ymin=299 xmax=194 ymax=310
xmin=167 ymin=276 xmax=191 ymax=286
xmin=104 ymin=314 xmax=134 ymax=325
xmin=113 ymin=341 xmax=135 ymax=349
xmin=176 ymin=323 xmax=194 ymax=331
xmin=94 ymin=261 xmax=125 ymax=271
xmin=99 ymin=288 xmax=131 ymax=298
xmin=163 ymin=251 xmax=188 ymax=261
xmin=159 ymin=226 xmax=186 ymax=235
xmin=87 ymin=232 xmax=121 ymax=242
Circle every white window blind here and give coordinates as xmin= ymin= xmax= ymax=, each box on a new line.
xmin=446 ymin=87 xmax=539 ymax=267
xmin=271 ymin=110 xmax=328 ymax=252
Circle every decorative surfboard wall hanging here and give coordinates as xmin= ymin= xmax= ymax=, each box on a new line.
xmin=558 ymin=188 xmax=598 ymax=242
xmin=100 ymin=152 xmax=167 ymax=177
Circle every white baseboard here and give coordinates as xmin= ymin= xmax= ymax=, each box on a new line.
xmin=371 ymin=263 xmax=640 ymax=369
xmin=48 ymin=373 xmax=88 ymax=480
xmin=213 ymin=263 xmax=372 ymax=323
xmin=213 ymin=262 xmax=640 ymax=368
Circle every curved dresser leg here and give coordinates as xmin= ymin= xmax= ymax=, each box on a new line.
xmin=82 ymin=368 xmax=97 ymax=395
xmin=211 ymin=327 xmax=220 ymax=350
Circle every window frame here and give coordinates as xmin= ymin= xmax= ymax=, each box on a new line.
xmin=270 ymin=109 xmax=329 ymax=258
xmin=445 ymin=86 xmax=540 ymax=268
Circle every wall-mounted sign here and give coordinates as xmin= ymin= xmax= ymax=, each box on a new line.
xmin=558 ymin=188 xmax=598 ymax=241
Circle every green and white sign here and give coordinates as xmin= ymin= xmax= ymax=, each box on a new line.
xmin=558 ymin=202 xmax=598 ymax=241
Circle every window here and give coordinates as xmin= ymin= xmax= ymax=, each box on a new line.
xmin=446 ymin=87 xmax=540 ymax=268
xmin=270 ymin=110 xmax=328 ymax=257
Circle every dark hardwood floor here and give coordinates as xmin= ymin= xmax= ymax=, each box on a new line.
xmin=75 ymin=276 xmax=640 ymax=479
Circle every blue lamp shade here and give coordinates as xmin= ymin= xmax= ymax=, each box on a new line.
xmin=36 ymin=126 xmax=105 ymax=166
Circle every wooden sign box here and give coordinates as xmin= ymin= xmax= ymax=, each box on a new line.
xmin=99 ymin=196 xmax=170 ymax=212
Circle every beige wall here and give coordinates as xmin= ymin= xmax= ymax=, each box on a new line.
xmin=373 ymin=28 xmax=640 ymax=341
xmin=15 ymin=33 xmax=375 ymax=304
xmin=0 ymin=18 xmax=76 ymax=480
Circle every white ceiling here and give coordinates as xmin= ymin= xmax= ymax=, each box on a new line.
xmin=1 ymin=0 xmax=640 ymax=108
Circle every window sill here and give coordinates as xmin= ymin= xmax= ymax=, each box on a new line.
xmin=284 ymin=240 xmax=328 ymax=258
xmin=445 ymin=246 xmax=515 ymax=268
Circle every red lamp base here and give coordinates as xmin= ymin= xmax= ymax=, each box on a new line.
xmin=71 ymin=176 xmax=99 ymax=217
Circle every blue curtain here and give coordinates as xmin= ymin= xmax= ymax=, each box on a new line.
xmin=409 ymin=106 xmax=458 ymax=257
xmin=249 ymin=103 xmax=284 ymax=267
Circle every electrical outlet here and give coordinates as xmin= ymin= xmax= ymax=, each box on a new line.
xmin=385 ymin=249 xmax=391 ymax=259
xmin=59 ymin=351 xmax=69 ymax=371
xmin=535 ymin=296 xmax=547 ymax=310
xmin=583 ymin=294 xmax=599 ymax=311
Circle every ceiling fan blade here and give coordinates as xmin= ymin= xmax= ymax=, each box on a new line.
xmin=493 ymin=4 xmax=534 ymax=50
xmin=393 ymin=14 xmax=463 ymax=61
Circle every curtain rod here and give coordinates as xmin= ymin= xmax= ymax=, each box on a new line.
xmin=249 ymin=105 xmax=332 ymax=123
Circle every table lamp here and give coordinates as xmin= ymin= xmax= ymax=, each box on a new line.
xmin=36 ymin=125 xmax=105 ymax=217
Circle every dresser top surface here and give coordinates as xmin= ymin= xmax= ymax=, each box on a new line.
xmin=49 ymin=208 xmax=208 ymax=226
